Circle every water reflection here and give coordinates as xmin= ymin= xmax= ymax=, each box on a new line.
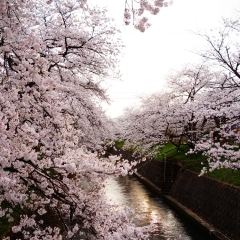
xmin=104 ymin=176 xmax=211 ymax=240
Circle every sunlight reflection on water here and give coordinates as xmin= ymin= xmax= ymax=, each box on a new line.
xmin=103 ymin=176 xmax=210 ymax=240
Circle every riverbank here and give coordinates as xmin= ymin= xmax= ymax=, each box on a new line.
xmin=134 ymin=160 xmax=240 ymax=240
xmin=134 ymin=171 xmax=229 ymax=240
xmin=108 ymin=146 xmax=240 ymax=240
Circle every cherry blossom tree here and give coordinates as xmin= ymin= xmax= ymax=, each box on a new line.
xmin=191 ymin=17 xmax=240 ymax=174
xmin=116 ymin=64 xmax=214 ymax=154
xmin=165 ymin=64 xmax=214 ymax=148
xmin=0 ymin=0 xmax=149 ymax=239
xmin=124 ymin=0 xmax=173 ymax=32
xmin=115 ymin=14 xmax=240 ymax=174
xmin=116 ymin=62 xmax=240 ymax=172
xmin=113 ymin=93 xmax=170 ymax=154
xmin=166 ymin=64 xmax=213 ymax=103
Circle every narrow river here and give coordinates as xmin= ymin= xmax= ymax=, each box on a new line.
xmin=104 ymin=176 xmax=211 ymax=240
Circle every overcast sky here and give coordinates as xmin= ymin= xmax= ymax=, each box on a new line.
xmin=90 ymin=0 xmax=240 ymax=118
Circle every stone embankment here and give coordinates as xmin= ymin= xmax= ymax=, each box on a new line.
xmin=169 ymin=169 xmax=240 ymax=240
xmin=108 ymin=147 xmax=240 ymax=240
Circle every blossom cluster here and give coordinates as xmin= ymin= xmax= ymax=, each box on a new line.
xmin=0 ymin=0 xmax=148 ymax=239
xmin=124 ymin=0 xmax=173 ymax=32
xmin=114 ymin=17 xmax=240 ymax=172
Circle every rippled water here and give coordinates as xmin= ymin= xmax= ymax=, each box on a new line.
xmin=104 ymin=176 xmax=211 ymax=240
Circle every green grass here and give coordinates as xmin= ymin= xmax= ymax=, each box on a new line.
xmin=206 ymin=168 xmax=240 ymax=186
xmin=153 ymin=142 xmax=240 ymax=186
xmin=114 ymin=140 xmax=125 ymax=148
xmin=155 ymin=143 xmax=207 ymax=174
xmin=155 ymin=143 xmax=189 ymax=160
xmin=113 ymin=141 xmax=240 ymax=187
xmin=155 ymin=142 xmax=206 ymax=163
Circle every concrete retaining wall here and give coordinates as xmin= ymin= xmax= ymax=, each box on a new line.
xmin=137 ymin=158 xmax=181 ymax=190
xmin=135 ymin=157 xmax=240 ymax=240
xmin=170 ymin=169 xmax=240 ymax=240
xmin=108 ymin=147 xmax=240 ymax=239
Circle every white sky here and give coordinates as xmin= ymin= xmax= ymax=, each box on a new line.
xmin=89 ymin=0 xmax=240 ymax=118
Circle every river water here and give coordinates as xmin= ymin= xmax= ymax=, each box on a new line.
xmin=104 ymin=176 xmax=211 ymax=240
